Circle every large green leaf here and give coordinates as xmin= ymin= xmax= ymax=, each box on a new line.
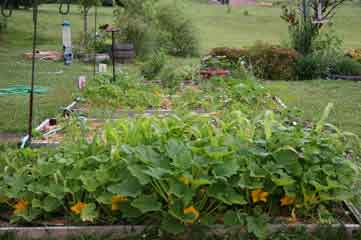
xmin=127 ymin=164 xmax=151 ymax=185
xmin=272 ymin=146 xmax=302 ymax=176
xmin=208 ymin=182 xmax=247 ymax=205
xmin=212 ymin=159 xmax=240 ymax=179
xmin=224 ymin=210 xmax=244 ymax=225
xmin=107 ymin=176 xmax=142 ymax=197
xmin=169 ymin=180 xmax=193 ymax=205
xmin=131 ymin=195 xmax=162 ymax=214
xmin=80 ymin=173 xmax=100 ymax=192
xmin=166 ymin=139 xmax=192 ymax=169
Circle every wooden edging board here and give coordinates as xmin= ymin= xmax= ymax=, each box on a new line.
xmin=0 ymin=224 xmax=359 ymax=239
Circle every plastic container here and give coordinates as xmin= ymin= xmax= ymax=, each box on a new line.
xmin=62 ymin=21 xmax=73 ymax=65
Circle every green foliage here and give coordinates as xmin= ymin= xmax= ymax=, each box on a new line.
xmin=158 ymin=65 xmax=183 ymax=89
xmin=295 ymin=52 xmax=332 ymax=80
xmin=114 ymin=0 xmax=199 ymax=58
xmin=83 ymin=72 xmax=163 ymax=110
xmin=0 ymin=104 xmax=358 ymax=233
xmin=141 ymin=50 xmax=167 ymax=80
xmin=114 ymin=0 xmax=160 ymax=57
xmin=281 ymin=1 xmax=345 ymax=56
xmin=330 ymin=57 xmax=361 ymax=76
xmin=156 ymin=3 xmax=199 ymax=57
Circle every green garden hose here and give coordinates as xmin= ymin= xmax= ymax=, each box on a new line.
xmin=0 ymin=85 xmax=48 ymax=96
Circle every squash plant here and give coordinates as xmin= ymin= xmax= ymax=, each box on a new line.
xmin=0 ymin=107 xmax=358 ymax=238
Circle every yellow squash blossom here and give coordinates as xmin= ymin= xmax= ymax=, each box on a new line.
xmin=14 ymin=199 xmax=28 ymax=214
xmin=183 ymin=206 xmax=200 ymax=224
xmin=179 ymin=176 xmax=190 ymax=185
xmin=251 ymin=189 xmax=269 ymax=203
xmin=280 ymin=196 xmax=295 ymax=206
xmin=111 ymin=195 xmax=128 ymax=211
xmin=71 ymin=202 xmax=86 ymax=215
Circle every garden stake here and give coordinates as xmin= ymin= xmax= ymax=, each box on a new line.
xmin=106 ymin=27 xmax=120 ymax=83
xmin=111 ymin=30 xmax=115 ymax=82
xmin=28 ymin=0 xmax=39 ymax=143
xmin=93 ymin=4 xmax=98 ymax=80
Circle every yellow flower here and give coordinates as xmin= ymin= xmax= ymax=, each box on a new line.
xmin=111 ymin=195 xmax=128 ymax=211
xmin=14 ymin=199 xmax=28 ymax=214
xmin=280 ymin=196 xmax=295 ymax=206
xmin=183 ymin=206 xmax=200 ymax=224
xmin=71 ymin=202 xmax=86 ymax=215
xmin=154 ymin=91 xmax=162 ymax=97
xmin=251 ymin=189 xmax=269 ymax=203
xmin=179 ymin=176 xmax=190 ymax=185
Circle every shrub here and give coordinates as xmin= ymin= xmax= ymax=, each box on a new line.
xmin=247 ymin=42 xmax=300 ymax=80
xmin=295 ymin=53 xmax=332 ymax=80
xmin=141 ymin=50 xmax=167 ymax=80
xmin=208 ymin=47 xmax=248 ymax=66
xmin=117 ymin=17 xmax=160 ymax=58
xmin=156 ymin=4 xmax=199 ymax=57
xmin=205 ymin=45 xmax=300 ymax=80
xmin=115 ymin=0 xmax=199 ymax=58
xmin=330 ymin=57 xmax=361 ymax=76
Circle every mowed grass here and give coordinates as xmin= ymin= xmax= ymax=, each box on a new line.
xmin=0 ymin=5 xmax=112 ymax=133
xmin=1 ymin=1 xmax=361 ymax=135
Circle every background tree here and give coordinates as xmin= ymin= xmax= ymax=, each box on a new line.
xmin=79 ymin=0 xmax=99 ymax=46
xmin=281 ymin=0 xmax=347 ymax=55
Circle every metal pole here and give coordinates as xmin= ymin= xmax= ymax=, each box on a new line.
xmin=28 ymin=0 xmax=38 ymax=143
xmin=111 ymin=30 xmax=116 ymax=83
xmin=93 ymin=5 xmax=97 ymax=80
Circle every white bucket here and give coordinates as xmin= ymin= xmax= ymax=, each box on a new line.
xmin=98 ymin=63 xmax=108 ymax=73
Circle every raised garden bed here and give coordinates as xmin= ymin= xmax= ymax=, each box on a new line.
xmin=0 ymin=224 xmax=360 ymax=239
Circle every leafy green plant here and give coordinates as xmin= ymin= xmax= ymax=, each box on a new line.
xmin=0 ymin=103 xmax=358 ymax=236
xmin=141 ymin=50 xmax=167 ymax=80
xmin=156 ymin=3 xmax=199 ymax=57
xmin=83 ymin=72 xmax=163 ymax=110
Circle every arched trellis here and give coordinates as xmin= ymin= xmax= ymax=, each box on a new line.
xmin=1 ymin=0 xmax=72 ymax=144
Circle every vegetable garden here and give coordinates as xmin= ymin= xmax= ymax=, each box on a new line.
xmin=1 ymin=0 xmax=361 ymax=239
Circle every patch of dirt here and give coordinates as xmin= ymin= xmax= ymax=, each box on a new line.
xmin=0 ymin=133 xmax=22 ymax=143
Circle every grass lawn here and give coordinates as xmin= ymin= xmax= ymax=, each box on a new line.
xmin=0 ymin=1 xmax=361 ymax=135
